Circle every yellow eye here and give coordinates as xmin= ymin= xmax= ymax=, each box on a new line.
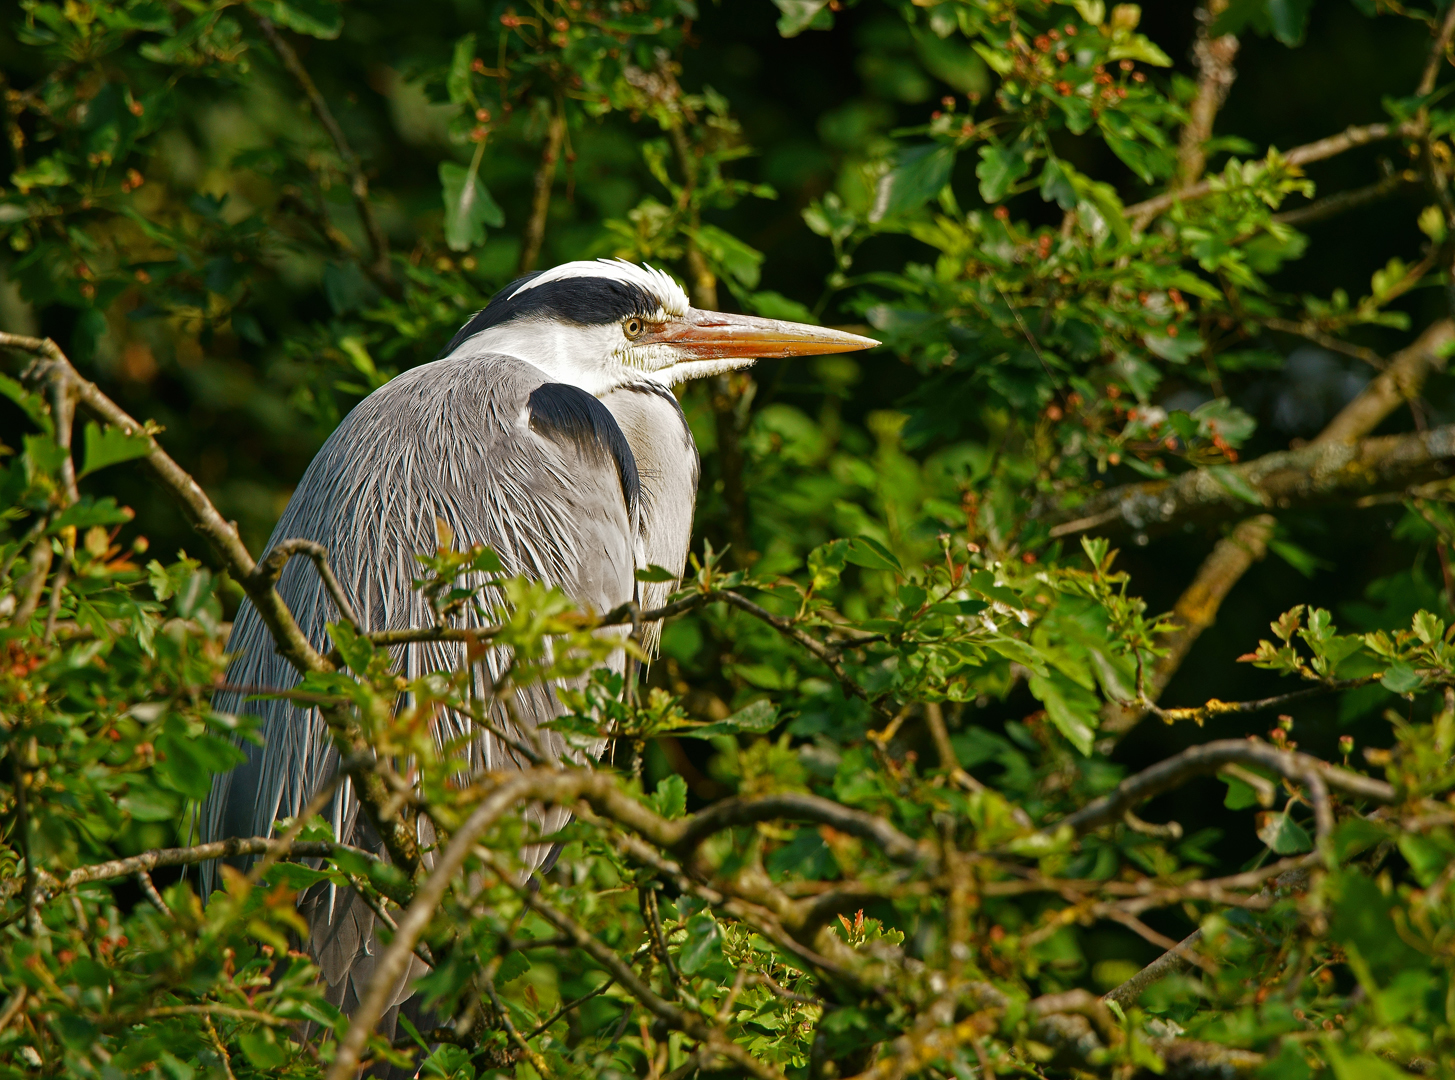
xmin=624 ymin=317 xmax=645 ymax=339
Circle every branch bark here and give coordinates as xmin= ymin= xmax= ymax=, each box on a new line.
xmin=1047 ymin=738 xmax=1395 ymax=842
xmin=1175 ymin=0 xmax=1238 ymax=190
xmin=1271 ymin=170 xmax=1418 ymax=228
xmin=1041 ymin=421 xmax=1455 ymax=540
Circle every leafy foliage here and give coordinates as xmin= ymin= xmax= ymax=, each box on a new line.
xmin=4 ymin=0 xmax=1455 ymax=1078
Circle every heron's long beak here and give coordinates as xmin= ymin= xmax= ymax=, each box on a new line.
xmin=658 ymin=308 xmax=879 ymax=360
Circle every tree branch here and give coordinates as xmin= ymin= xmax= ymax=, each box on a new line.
xmin=1271 ymin=170 xmax=1418 ymax=229
xmin=1259 ymin=316 xmax=1387 ymax=370
xmin=1 ymin=837 xmax=390 ymax=909
xmin=1127 ymin=120 xmax=1420 ymax=227
xmin=1419 ymin=2 xmax=1455 ymax=98
xmin=1175 ymin=0 xmax=1239 ymax=189
xmin=1048 ymin=738 xmax=1394 ymax=842
xmin=1101 ymin=317 xmax=1455 ymax=736
xmin=2 ymin=333 xmax=422 ymax=877
xmin=250 ymin=14 xmax=396 ymax=295
xmin=518 ymin=105 xmax=565 ymax=274
xmin=1042 ymin=421 xmax=1455 ymax=540
xmin=253 ymin=538 xmax=361 ymax=630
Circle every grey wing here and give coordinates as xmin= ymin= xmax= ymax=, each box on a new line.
xmin=202 ymin=353 xmax=637 ymax=1014
xmin=601 ymin=381 xmax=700 ymax=658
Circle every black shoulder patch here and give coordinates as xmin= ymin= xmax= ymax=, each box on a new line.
xmin=441 ymin=273 xmax=660 ymax=357
xmin=528 ymin=383 xmax=641 ymax=515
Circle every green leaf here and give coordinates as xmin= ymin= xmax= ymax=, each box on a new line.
xmin=692 ymin=224 xmax=763 ymax=289
xmin=79 ymin=421 xmax=151 ymax=478
xmin=1412 ymin=609 xmax=1444 ymax=644
xmin=844 ymin=536 xmax=902 ymax=574
xmin=808 ymin=539 xmax=848 ymax=592
xmin=772 ymin=0 xmax=832 ymax=37
xmin=684 ymin=699 xmax=779 ymax=738
xmin=237 ymin=1030 xmax=289 ymax=1070
xmin=11 ymin=155 xmax=72 ymax=193
xmin=1265 ymin=0 xmax=1313 ymax=46
xmin=636 ymin=564 xmax=678 ymax=583
xmin=648 ymin=774 xmax=688 ymax=819
xmin=447 ymin=33 xmax=477 ymax=106
xmin=1380 ymin=660 xmax=1421 ymax=694
xmin=440 ymin=159 xmax=504 ymax=252
xmin=976 ymin=143 xmax=1031 ymax=204
xmin=1256 ymin=811 xmax=1312 ymax=854
xmin=1399 ymin=833 xmax=1455 ymax=887
xmin=1028 ymin=672 xmax=1096 ymax=755
xmin=248 ymin=0 xmax=343 ymax=39
xmin=1219 ymin=774 xmax=1257 ymax=810
xmin=678 ymin=912 xmax=723 ymax=974
xmin=0 ymin=373 xmax=53 ymax=433
xmin=872 ymin=144 xmax=957 ymax=221
xmin=1039 ymin=158 xmax=1077 ymax=210
xmin=1326 ymin=1047 xmax=1413 ymax=1080
xmin=1144 ymin=331 xmax=1205 ymax=363
xmin=328 ymin=620 xmax=375 ymax=675
xmin=1268 ymin=538 xmax=1328 ymax=578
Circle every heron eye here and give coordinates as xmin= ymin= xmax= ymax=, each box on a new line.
xmin=624 ymin=317 xmax=645 ymax=339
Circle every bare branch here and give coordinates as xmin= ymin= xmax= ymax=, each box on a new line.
xmin=1049 ymin=738 xmax=1394 ymax=842
xmin=1321 ymin=319 xmax=1455 ymax=444
xmin=1042 ymin=422 xmax=1455 ymax=541
xmin=519 ymin=105 xmax=565 ymax=274
xmin=526 ymin=977 xmax=616 ymax=1039
xmin=1 ymin=837 xmax=391 ymax=909
xmin=1103 ymin=929 xmax=1205 ymax=1008
xmin=249 ymin=14 xmax=396 ymax=295
xmin=1419 ymin=2 xmax=1455 ymax=97
xmin=136 ymin=871 xmax=172 ymax=918
xmin=1259 ymin=316 xmax=1387 ymax=370
xmin=1272 ymin=170 xmax=1418 ymax=229
xmin=1175 ymin=0 xmax=1239 ymax=189
xmin=253 ymin=539 xmax=361 ymax=630
xmin=1137 ymin=676 xmax=1377 ymax=726
xmin=667 ymin=791 xmax=928 ymax=868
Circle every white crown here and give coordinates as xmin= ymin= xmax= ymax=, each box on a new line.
xmin=510 ymin=259 xmax=691 ymax=318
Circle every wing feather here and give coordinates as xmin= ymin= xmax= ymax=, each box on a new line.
xmin=202 ymin=353 xmax=637 ymax=1022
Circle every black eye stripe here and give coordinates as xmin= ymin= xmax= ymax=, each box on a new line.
xmin=440 ymin=274 xmax=665 ymax=357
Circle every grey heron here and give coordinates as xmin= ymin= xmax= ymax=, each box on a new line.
xmin=200 ymin=259 xmax=876 ymax=1031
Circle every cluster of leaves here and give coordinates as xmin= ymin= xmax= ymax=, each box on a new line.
xmin=5 ymin=0 xmax=1455 ymax=1077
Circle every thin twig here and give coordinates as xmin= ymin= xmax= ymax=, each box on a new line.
xmin=1419 ymin=2 xmax=1455 ymax=97
xmin=252 ymin=539 xmax=361 ymax=630
xmin=484 ymin=970 xmax=549 ymax=1074
xmin=1103 ymin=929 xmax=1206 ymax=1007
xmin=1126 ymin=119 xmax=1420 ymax=226
xmin=249 ymin=14 xmax=396 ymax=294
xmin=1259 ymin=316 xmax=1387 ymax=370
xmin=519 ymin=104 xmax=565 ymax=274
xmin=1049 ymin=738 xmax=1390 ymax=842
xmin=203 ymin=1014 xmax=237 ymax=1080
xmin=1272 ymin=171 xmax=1417 ymax=229
xmin=527 ymin=978 xmax=617 ymax=1039
xmin=136 ymin=871 xmax=172 ymax=918
xmin=1175 ymin=0 xmax=1238 ymax=189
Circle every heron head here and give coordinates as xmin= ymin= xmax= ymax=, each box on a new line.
xmin=441 ymin=259 xmax=878 ymax=395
